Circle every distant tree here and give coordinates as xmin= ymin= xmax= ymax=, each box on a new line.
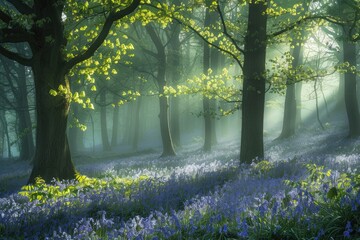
xmin=0 ymin=86 xmax=11 ymax=158
xmin=202 ymin=4 xmax=213 ymax=152
xmin=148 ymin=0 xmax=315 ymax=162
xmin=67 ymin=102 xmax=86 ymax=154
xmin=99 ymin=81 xmax=112 ymax=151
xmin=0 ymin=0 xmax=140 ymax=183
xmin=0 ymin=50 xmax=34 ymax=160
xmin=110 ymin=92 xmax=121 ymax=149
xmin=325 ymin=0 xmax=360 ymax=137
xmin=276 ymin=1 xmax=311 ymax=139
xmin=168 ymin=21 xmax=182 ymax=149
xmin=277 ymin=40 xmax=305 ymax=139
xmin=342 ymin=35 xmax=360 ymax=137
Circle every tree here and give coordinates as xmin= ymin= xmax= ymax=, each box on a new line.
xmin=168 ymin=22 xmax=182 ymax=149
xmin=324 ymin=0 xmax=360 ymax=137
xmin=276 ymin=0 xmax=311 ymax=139
xmin=68 ymin=102 xmax=86 ymax=154
xmin=0 ymin=0 xmax=140 ymax=183
xmin=99 ymin=82 xmax=112 ymax=151
xmin=202 ymin=5 xmax=213 ymax=152
xmin=0 ymin=52 xmax=35 ymax=160
xmin=110 ymin=93 xmax=121 ymax=149
xmin=277 ymin=41 xmax=304 ymax=139
xmin=342 ymin=3 xmax=360 ymax=137
xmin=145 ymin=24 xmax=176 ymax=157
xmin=239 ymin=1 xmax=268 ymax=163
xmin=343 ymin=35 xmax=360 ymax=137
xmin=149 ymin=0 xmax=312 ymax=162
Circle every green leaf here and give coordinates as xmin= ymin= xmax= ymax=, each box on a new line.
xmin=327 ymin=187 xmax=338 ymax=199
xmin=49 ymin=89 xmax=58 ymax=96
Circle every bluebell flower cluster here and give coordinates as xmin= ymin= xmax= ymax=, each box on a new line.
xmin=1 ymin=140 xmax=360 ymax=239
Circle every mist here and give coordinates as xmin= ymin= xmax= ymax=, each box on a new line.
xmin=1 ymin=0 xmax=360 ymax=239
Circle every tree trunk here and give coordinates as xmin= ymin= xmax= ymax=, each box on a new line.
xmin=343 ymin=40 xmax=360 ymax=137
xmin=0 ymin=72 xmax=12 ymax=158
xmin=68 ymin=103 xmax=86 ymax=154
xmin=0 ymin=112 xmax=3 ymax=159
xmin=168 ymin=23 xmax=182 ymax=149
xmin=240 ymin=1 xmax=268 ymax=164
xmin=159 ymin=95 xmax=175 ymax=156
xmin=1 ymin=0 xmax=140 ymax=183
xmin=170 ymin=96 xmax=181 ymax=148
xmin=0 ymin=55 xmax=35 ymax=160
xmin=100 ymin=87 xmax=111 ymax=151
xmin=132 ymin=97 xmax=142 ymax=151
xmin=203 ymin=7 xmax=212 ymax=152
xmin=68 ymin=114 xmax=79 ymax=154
xmin=295 ymin=81 xmax=302 ymax=128
xmin=111 ymin=94 xmax=120 ymax=148
xmin=278 ymin=43 xmax=302 ymax=139
xmin=0 ymin=111 xmax=11 ymax=158
xmin=157 ymin=55 xmax=175 ymax=156
xmin=210 ymin=47 xmax=220 ymax=145
xmin=29 ymin=64 xmax=76 ymax=183
xmin=146 ymin=24 xmax=176 ymax=157
xmin=89 ymin=112 xmax=96 ymax=153
xmin=280 ymin=83 xmax=296 ymax=138
xmin=122 ymin=103 xmax=131 ymax=144
xmin=17 ymin=108 xmax=35 ymax=160
xmin=15 ymin=64 xmax=35 ymax=160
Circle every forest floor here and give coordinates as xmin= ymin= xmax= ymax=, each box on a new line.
xmin=1 ymin=113 xmax=359 ymax=196
xmin=1 ymin=112 xmax=360 ymax=239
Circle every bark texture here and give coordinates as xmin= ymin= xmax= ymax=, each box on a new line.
xmin=343 ymin=40 xmax=360 ymax=137
xmin=240 ymin=1 xmax=268 ymax=164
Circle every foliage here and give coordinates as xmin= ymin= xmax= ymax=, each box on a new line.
xmin=163 ymin=68 xmax=241 ymax=116
xmin=280 ymin=163 xmax=360 ymax=239
xmin=19 ymin=174 xmax=150 ymax=204
xmin=2 ymin=143 xmax=360 ymax=239
xmin=251 ymin=160 xmax=274 ymax=175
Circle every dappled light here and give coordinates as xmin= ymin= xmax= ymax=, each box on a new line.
xmin=1 ymin=0 xmax=360 ymax=239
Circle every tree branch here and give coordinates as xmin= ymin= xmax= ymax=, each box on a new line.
xmin=0 ymin=28 xmax=35 ymax=45
xmin=269 ymin=15 xmax=345 ymax=39
xmin=0 ymin=92 xmax=16 ymax=109
xmin=65 ymin=0 xmax=140 ymax=71
xmin=144 ymin=3 xmax=244 ymax=70
xmin=0 ymin=8 xmax=12 ymax=24
xmin=216 ymin=0 xmax=245 ymax=55
xmin=109 ymin=0 xmax=140 ymax=22
xmin=349 ymin=9 xmax=360 ymax=41
xmin=123 ymin=27 xmax=158 ymax=58
xmin=4 ymin=0 xmax=33 ymax=15
xmin=145 ymin=24 xmax=164 ymax=55
xmin=0 ymin=45 xmax=32 ymax=66
xmin=141 ymin=47 xmax=158 ymax=58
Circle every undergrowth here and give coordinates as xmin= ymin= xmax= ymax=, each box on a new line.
xmin=1 ymin=156 xmax=359 ymax=239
